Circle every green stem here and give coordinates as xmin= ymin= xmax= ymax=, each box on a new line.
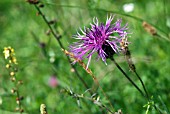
xmin=110 ymin=57 xmax=146 ymax=98
xmin=43 ymin=3 xmax=169 ymax=38
xmin=34 ymin=5 xmax=91 ymax=94
xmin=134 ymin=71 xmax=149 ymax=100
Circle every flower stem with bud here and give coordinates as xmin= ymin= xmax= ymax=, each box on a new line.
xmin=3 ymin=46 xmax=24 ymax=113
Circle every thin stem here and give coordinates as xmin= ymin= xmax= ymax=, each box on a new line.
xmin=65 ymin=89 xmax=115 ymax=114
xmin=112 ymin=58 xmax=163 ymax=113
xmin=134 ymin=71 xmax=149 ymax=100
xmin=16 ymin=89 xmax=22 ymax=114
xmin=91 ymin=75 xmax=115 ymax=111
xmin=34 ymin=5 xmax=90 ymax=94
xmin=63 ymin=49 xmax=115 ymax=111
xmin=44 ymin=3 xmax=169 ymax=39
xmin=153 ymin=104 xmax=162 ymax=114
xmin=83 ymin=97 xmax=114 ymax=114
xmin=110 ymin=57 xmax=146 ymax=98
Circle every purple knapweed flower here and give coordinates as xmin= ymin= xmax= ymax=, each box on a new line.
xmin=70 ymin=15 xmax=129 ymax=68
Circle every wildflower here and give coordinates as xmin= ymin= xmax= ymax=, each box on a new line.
xmin=48 ymin=76 xmax=58 ymax=88
xmin=70 ymin=15 xmax=129 ymax=68
xmin=3 ymin=47 xmax=12 ymax=59
xmin=3 ymin=46 xmax=23 ymax=112
xmin=40 ymin=104 xmax=48 ymax=114
xmin=6 ymin=64 xmax=10 ymax=69
xmin=3 ymin=46 xmax=18 ymax=64
xmin=10 ymin=72 xmax=15 ymax=76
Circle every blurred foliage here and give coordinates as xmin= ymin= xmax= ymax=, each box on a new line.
xmin=0 ymin=0 xmax=170 ymax=114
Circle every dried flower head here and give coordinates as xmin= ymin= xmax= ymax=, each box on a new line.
xmin=142 ymin=21 xmax=157 ymax=36
xmin=70 ymin=15 xmax=129 ymax=68
xmin=120 ymin=39 xmax=136 ymax=72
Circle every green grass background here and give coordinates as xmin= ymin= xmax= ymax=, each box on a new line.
xmin=0 ymin=0 xmax=170 ymax=114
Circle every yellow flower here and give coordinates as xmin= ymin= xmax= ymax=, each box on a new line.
xmin=3 ymin=46 xmax=17 ymax=64
xmin=40 ymin=104 xmax=47 ymax=114
xmin=3 ymin=47 xmax=11 ymax=59
xmin=10 ymin=72 xmax=15 ymax=76
xmin=6 ymin=64 xmax=10 ymax=69
xmin=12 ymin=57 xmax=17 ymax=64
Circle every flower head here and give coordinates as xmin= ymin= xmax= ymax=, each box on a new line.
xmin=3 ymin=46 xmax=18 ymax=64
xmin=70 ymin=15 xmax=129 ymax=68
xmin=48 ymin=76 xmax=58 ymax=88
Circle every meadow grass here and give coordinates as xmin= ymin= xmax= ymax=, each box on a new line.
xmin=0 ymin=0 xmax=170 ymax=114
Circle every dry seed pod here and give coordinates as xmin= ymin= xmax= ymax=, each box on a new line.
xmin=120 ymin=38 xmax=136 ymax=72
xmin=20 ymin=109 xmax=24 ymax=113
xmin=39 ymin=4 xmax=44 ymax=8
xmin=142 ymin=21 xmax=157 ymax=36
xmin=26 ymin=0 xmax=39 ymax=4
xmin=48 ymin=20 xmax=56 ymax=25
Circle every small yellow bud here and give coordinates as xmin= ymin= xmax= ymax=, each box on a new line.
xmin=3 ymin=48 xmax=10 ymax=59
xmin=11 ymin=88 xmax=16 ymax=93
xmin=3 ymin=46 xmax=18 ymax=64
xmin=40 ymin=104 xmax=47 ymax=114
xmin=12 ymin=57 xmax=18 ymax=64
xmin=9 ymin=60 xmax=12 ymax=63
xmin=70 ymin=68 xmax=75 ymax=72
xmin=10 ymin=72 xmax=15 ymax=76
xmin=6 ymin=64 xmax=10 ymax=69
xmin=18 ymin=80 xmax=23 ymax=85
xmin=11 ymin=48 xmax=14 ymax=53
xmin=15 ymin=107 xmax=20 ymax=111
xmin=10 ymin=77 xmax=16 ymax=82
xmin=16 ymin=100 xmax=20 ymax=105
